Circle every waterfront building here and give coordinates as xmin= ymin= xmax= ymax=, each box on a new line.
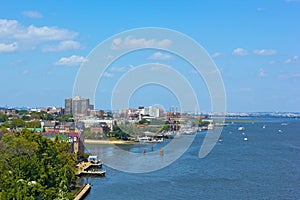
xmin=79 ymin=119 xmax=115 ymax=131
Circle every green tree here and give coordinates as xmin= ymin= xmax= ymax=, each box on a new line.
xmin=41 ymin=112 xmax=54 ymax=121
xmin=26 ymin=121 xmax=41 ymax=128
xmin=112 ymin=126 xmax=130 ymax=140
xmin=21 ymin=115 xmax=31 ymax=121
xmin=30 ymin=112 xmax=41 ymax=120
xmin=55 ymin=114 xmax=73 ymax=122
xmin=0 ymin=121 xmax=10 ymax=128
xmin=16 ymin=110 xmax=29 ymax=115
xmin=0 ymin=130 xmax=76 ymax=199
xmin=0 ymin=113 xmax=8 ymax=122
xmin=0 ymin=127 xmax=8 ymax=140
xmin=10 ymin=118 xmax=26 ymax=129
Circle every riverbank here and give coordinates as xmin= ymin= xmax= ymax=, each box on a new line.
xmin=84 ymin=139 xmax=137 ymax=145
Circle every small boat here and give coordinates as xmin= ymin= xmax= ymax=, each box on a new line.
xmin=243 ymin=137 xmax=248 ymax=141
xmin=238 ymin=126 xmax=245 ymax=131
xmin=138 ymin=136 xmax=152 ymax=142
xmin=138 ymin=136 xmax=163 ymax=143
xmin=165 ymin=132 xmax=176 ymax=139
xmin=146 ymin=137 xmax=163 ymax=143
xmin=207 ymin=124 xmax=214 ymax=130
xmin=262 ymin=125 xmax=266 ymax=129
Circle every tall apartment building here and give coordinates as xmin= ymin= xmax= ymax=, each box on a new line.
xmin=65 ymin=98 xmax=72 ymax=115
xmin=65 ymin=96 xmax=91 ymax=116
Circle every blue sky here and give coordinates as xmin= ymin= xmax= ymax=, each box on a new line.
xmin=0 ymin=0 xmax=299 ymax=112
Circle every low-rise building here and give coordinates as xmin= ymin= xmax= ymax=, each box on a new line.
xmin=80 ymin=119 xmax=115 ymax=131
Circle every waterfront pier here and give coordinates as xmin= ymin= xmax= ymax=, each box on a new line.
xmin=74 ymin=183 xmax=92 ymax=200
xmin=76 ymin=160 xmax=105 ymax=177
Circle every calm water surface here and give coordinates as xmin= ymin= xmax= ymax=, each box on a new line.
xmin=83 ymin=118 xmax=300 ymax=200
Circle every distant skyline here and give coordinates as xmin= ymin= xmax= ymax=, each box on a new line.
xmin=1 ymin=0 xmax=300 ymax=112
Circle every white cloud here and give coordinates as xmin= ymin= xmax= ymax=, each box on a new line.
xmin=55 ymin=55 xmax=87 ymax=66
xmin=111 ymin=36 xmax=172 ymax=50
xmin=22 ymin=11 xmax=42 ymax=19
xmin=149 ymin=63 xmax=172 ymax=72
xmin=42 ymin=40 xmax=81 ymax=52
xmin=110 ymin=65 xmax=133 ymax=72
xmin=148 ymin=52 xmax=172 ymax=60
xmin=232 ymin=48 xmax=248 ymax=56
xmin=0 ymin=19 xmax=78 ymax=50
xmin=102 ymin=72 xmax=114 ymax=78
xmin=0 ymin=19 xmax=19 ymax=37
xmin=258 ymin=68 xmax=266 ymax=77
xmin=253 ymin=49 xmax=277 ymax=55
xmin=211 ymin=52 xmax=222 ymax=58
xmin=0 ymin=42 xmax=18 ymax=52
xmin=14 ymin=25 xmax=77 ymax=41
xmin=285 ymin=56 xmax=299 ymax=64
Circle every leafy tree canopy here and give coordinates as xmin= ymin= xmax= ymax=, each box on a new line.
xmin=0 ymin=113 xmax=8 ymax=122
xmin=0 ymin=130 xmax=76 ymax=199
xmin=10 ymin=118 xmax=26 ymax=129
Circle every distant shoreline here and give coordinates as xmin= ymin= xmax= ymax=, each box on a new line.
xmin=84 ymin=139 xmax=137 ymax=145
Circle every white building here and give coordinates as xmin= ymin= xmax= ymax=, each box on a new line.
xmin=148 ymin=106 xmax=160 ymax=118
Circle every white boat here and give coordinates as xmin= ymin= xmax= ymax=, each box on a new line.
xmin=243 ymin=137 xmax=248 ymax=141
xmin=180 ymin=127 xmax=198 ymax=135
xmin=165 ymin=132 xmax=176 ymax=139
xmin=138 ymin=136 xmax=163 ymax=143
xmin=262 ymin=125 xmax=266 ymax=129
xmin=138 ymin=136 xmax=152 ymax=142
xmin=146 ymin=137 xmax=163 ymax=143
xmin=238 ymin=126 xmax=245 ymax=131
xmin=207 ymin=124 xmax=214 ymax=130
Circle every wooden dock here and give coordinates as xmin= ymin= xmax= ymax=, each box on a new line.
xmin=76 ymin=160 xmax=104 ymax=176
xmin=76 ymin=161 xmax=102 ymax=170
xmin=76 ymin=170 xmax=106 ymax=177
xmin=74 ymin=184 xmax=91 ymax=200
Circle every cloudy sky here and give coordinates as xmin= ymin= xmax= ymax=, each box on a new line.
xmin=0 ymin=0 xmax=299 ymax=112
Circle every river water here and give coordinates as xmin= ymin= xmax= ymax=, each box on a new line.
xmin=83 ymin=118 xmax=300 ymax=200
